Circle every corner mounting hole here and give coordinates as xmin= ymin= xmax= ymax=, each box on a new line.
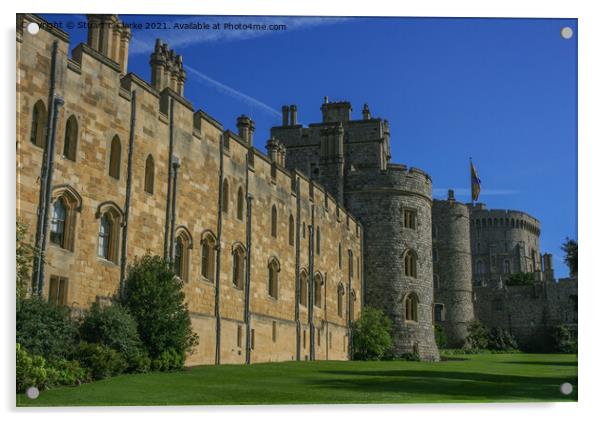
xmin=27 ymin=22 xmax=40 ymax=35
xmin=560 ymin=27 xmax=573 ymax=40
xmin=560 ymin=382 xmax=573 ymax=395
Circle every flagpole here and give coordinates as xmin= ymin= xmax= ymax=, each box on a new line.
xmin=469 ymin=157 xmax=473 ymax=206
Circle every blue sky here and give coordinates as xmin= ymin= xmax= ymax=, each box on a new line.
xmin=40 ymin=14 xmax=578 ymax=277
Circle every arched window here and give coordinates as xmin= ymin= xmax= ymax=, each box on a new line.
xmin=268 ymin=258 xmax=280 ymax=299
xmin=404 ymin=293 xmax=418 ymax=322
xmin=144 ymin=155 xmax=154 ymax=194
xmin=237 ymin=187 xmax=244 ymax=220
xmin=271 ymin=205 xmax=277 ymax=238
xmin=288 ymin=214 xmax=295 ymax=246
xmin=404 ymin=250 xmax=417 ymax=278
xmin=222 ymin=179 xmax=229 ymax=213
xmin=504 ymin=259 xmax=511 ymax=274
xmin=50 ymin=198 xmax=67 ymax=247
xmin=476 ymin=260 xmax=485 ymax=275
xmin=30 ymin=100 xmax=47 ymax=148
xmin=50 ymin=186 xmax=82 ymax=251
xmin=63 ymin=115 xmax=78 ymax=161
xmin=337 ymin=283 xmax=345 ymax=317
xmin=314 ymin=273 xmax=323 ymax=308
xmin=433 ymin=274 xmax=440 ymax=289
xmin=300 ymin=270 xmax=308 ymax=307
xmin=201 ymin=232 xmax=217 ymax=282
xmin=174 ymin=229 xmax=191 ymax=281
xmin=316 ymin=226 xmax=321 ymax=255
xmin=98 ymin=211 xmax=118 ymax=263
xmin=108 ymin=135 xmax=121 ymax=179
xmin=232 ymin=245 xmax=245 ymax=289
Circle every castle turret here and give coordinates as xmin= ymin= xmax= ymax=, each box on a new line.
xmin=433 ymin=189 xmax=475 ymax=347
xmin=321 ymin=99 xmax=352 ymax=122
xmin=86 ymin=15 xmax=131 ymax=74
xmin=543 ymin=252 xmax=555 ymax=282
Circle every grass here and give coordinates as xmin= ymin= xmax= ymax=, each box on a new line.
xmin=17 ymin=353 xmax=577 ymax=406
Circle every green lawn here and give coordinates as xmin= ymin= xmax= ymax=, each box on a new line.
xmin=17 ymin=353 xmax=577 ymax=406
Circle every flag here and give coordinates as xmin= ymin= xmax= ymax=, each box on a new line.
xmin=470 ymin=160 xmax=481 ymax=202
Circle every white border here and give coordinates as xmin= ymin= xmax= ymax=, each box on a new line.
xmin=2 ymin=1 xmax=600 ymax=420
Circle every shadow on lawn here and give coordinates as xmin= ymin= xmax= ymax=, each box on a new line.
xmin=314 ymin=370 xmax=577 ymax=401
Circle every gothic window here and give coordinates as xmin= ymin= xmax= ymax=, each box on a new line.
xmin=144 ymin=155 xmax=154 ymax=194
xmin=237 ymin=187 xmax=244 ymax=220
xmin=403 ymin=209 xmax=417 ymax=229
xmin=30 ymin=100 xmax=47 ymax=148
xmin=271 ymin=205 xmax=277 ymax=238
xmin=433 ymin=274 xmax=440 ymax=289
xmin=504 ymin=259 xmax=511 ymax=274
xmin=237 ymin=325 xmax=243 ymax=348
xmin=288 ymin=214 xmax=295 ymax=246
xmin=338 ymin=243 xmax=342 ymax=269
xmin=63 ymin=115 xmax=78 ymax=161
xmin=232 ymin=244 xmax=245 ymax=289
xmin=300 ymin=270 xmax=308 ymax=307
xmin=405 ymin=293 xmax=419 ymax=322
xmin=316 ymin=226 xmax=321 ymax=255
xmin=108 ymin=135 xmax=121 ymax=179
xmin=174 ymin=229 xmax=191 ymax=281
xmin=97 ymin=204 xmax=122 ymax=264
xmin=476 ymin=260 xmax=485 ymax=275
xmin=268 ymin=258 xmax=280 ymax=299
xmin=404 ymin=250 xmax=418 ymax=278
xmin=201 ymin=232 xmax=217 ymax=282
xmin=50 ymin=198 xmax=67 ymax=248
xmin=314 ymin=272 xmax=323 ymax=308
xmin=337 ymin=283 xmax=345 ymax=317
xmin=222 ymin=179 xmax=229 ymax=213
xmin=434 ymin=303 xmax=445 ymax=322
xmin=48 ymin=276 xmax=68 ymax=306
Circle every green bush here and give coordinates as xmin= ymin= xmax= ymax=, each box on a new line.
xmin=72 ymin=342 xmax=127 ymax=380
xmin=16 ymin=343 xmax=50 ymax=393
xmin=506 ymin=272 xmax=536 ymax=286
xmin=80 ymin=302 xmax=148 ymax=372
xmin=47 ymin=358 xmax=90 ymax=387
xmin=551 ymin=324 xmax=578 ymax=353
xmin=16 ymin=297 xmax=79 ymax=361
xmin=121 ymin=255 xmax=198 ymax=360
xmin=487 ymin=327 xmax=518 ymax=351
xmin=434 ymin=324 xmax=448 ymax=349
xmin=152 ymin=348 xmax=185 ymax=371
xmin=351 ymin=307 xmax=393 ymax=360
xmin=463 ymin=320 xmax=489 ymax=351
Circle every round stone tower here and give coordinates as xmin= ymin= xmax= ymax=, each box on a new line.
xmin=432 ymin=190 xmax=475 ymax=347
xmin=468 ymin=203 xmax=542 ymax=286
xmin=345 ymin=164 xmax=439 ymax=361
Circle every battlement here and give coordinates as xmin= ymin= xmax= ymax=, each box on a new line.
xmin=468 ymin=204 xmax=540 ymax=235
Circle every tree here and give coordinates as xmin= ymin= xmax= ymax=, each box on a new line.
xmin=120 ymin=255 xmax=198 ymax=359
xmin=561 ymin=238 xmax=578 ymax=277
xmin=351 ymin=306 xmax=393 ymax=360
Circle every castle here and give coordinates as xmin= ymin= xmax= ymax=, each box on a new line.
xmin=17 ymin=14 xmax=576 ymax=365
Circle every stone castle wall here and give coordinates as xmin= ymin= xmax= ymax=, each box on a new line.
xmin=17 ymin=14 xmax=362 ymax=366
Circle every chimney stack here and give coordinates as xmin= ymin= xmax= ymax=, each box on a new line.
xmin=281 ymin=105 xmax=289 ymax=127
xmin=149 ymin=39 xmax=186 ymax=95
xmin=267 ymin=137 xmax=286 ymax=167
xmin=236 ymin=115 xmax=255 ymax=146
xmin=447 ymin=189 xmax=455 ymax=202
xmin=86 ymin=15 xmax=131 ymax=75
xmin=290 ymin=105 xmax=298 ymax=126
xmin=362 ymin=103 xmax=371 ymax=120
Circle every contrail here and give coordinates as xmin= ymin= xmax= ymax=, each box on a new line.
xmin=184 ymin=64 xmax=280 ymax=117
